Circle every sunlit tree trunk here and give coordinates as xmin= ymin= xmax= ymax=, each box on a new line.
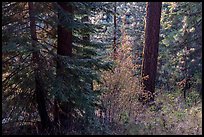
xmin=181 ymin=16 xmax=190 ymax=102
xmin=141 ymin=2 xmax=162 ymax=102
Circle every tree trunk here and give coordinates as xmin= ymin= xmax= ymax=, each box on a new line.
xmin=54 ymin=2 xmax=73 ymax=128
xmin=141 ymin=2 xmax=162 ymax=101
xmin=28 ymin=2 xmax=51 ymax=129
xmin=182 ymin=18 xmax=189 ymax=102
xmin=57 ymin=2 xmax=73 ymax=57
xmin=113 ymin=2 xmax=117 ymax=59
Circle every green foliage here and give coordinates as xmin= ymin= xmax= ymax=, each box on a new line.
xmin=2 ymin=2 xmax=113 ymax=135
xmin=53 ymin=3 xmax=114 ymax=133
xmin=158 ymin=2 xmax=202 ymax=95
xmin=120 ymin=112 xmax=130 ymax=124
xmin=2 ymin=2 xmax=202 ymax=135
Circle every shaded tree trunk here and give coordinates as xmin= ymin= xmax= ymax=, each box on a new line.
xmin=54 ymin=2 xmax=73 ymax=128
xmin=141 ymin=2 xmax=162 ymax=101
xmin=28 ymin=2 xmax=51 ymax=129
xmin=57 ymin=3 xmax=73 ymax=57
xmin=113 ymin=2 xmax=117 ymax=59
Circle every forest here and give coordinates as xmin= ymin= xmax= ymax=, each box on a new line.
xmin=2 ymin=2 xmax=202 ymax=135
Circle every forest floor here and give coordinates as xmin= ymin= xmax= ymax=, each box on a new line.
xmin=2 ymin=90 xmax=202 ymax=135
xmin=98 ymin=91 xmax=201 ymax=135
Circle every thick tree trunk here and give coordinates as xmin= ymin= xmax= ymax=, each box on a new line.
xmin=28 ymin=2 xmax=51 ymax=129
xmin=57 ymin=2 xmax=73 ymax=57
xmin=54 ymin=2 xmax=73 ymax=128
xmin=141 ymin=2 xmax=162 ymax=101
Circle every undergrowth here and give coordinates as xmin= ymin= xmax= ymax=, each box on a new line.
xmin=100 ymin=41 xmax=202 ymax=135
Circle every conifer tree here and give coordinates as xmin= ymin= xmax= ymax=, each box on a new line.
xmin=28 ymin=2 xmax=51 ymax=129
xmin=141 ymin=2 xmax=162 ymax=102
xmin=2 ymin=2 xmax=112 ymax=134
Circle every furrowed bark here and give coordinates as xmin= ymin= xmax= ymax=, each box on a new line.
xmin=141 ymin=2 xmax=162 ymax=102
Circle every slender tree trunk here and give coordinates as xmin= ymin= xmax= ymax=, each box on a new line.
xmin=113 ymin=2 xmax=117 ymax=59
xmin=54 ymin=2 xmax=73 ymax=128
xmin=53 ymin=98 xmax=59 ymax=124
xmin=182 ymin=19 xmax=189 ymax=102
xmin=28 ymin=2 xmax=51 ymax=129
xmin=141 ymin=2 xmax=162 ymax=101
xmin=121 ymin=13 xmax=127 ymax=49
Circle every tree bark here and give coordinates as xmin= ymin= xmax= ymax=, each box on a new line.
xmin=113 ymin=2 xmax=117 ymax=59
xmin=57 ymin=2 xmax=73 ymax=57
xmin=54 ymin=2 xmax=73 ymax=128
xmin=28 ymin=2 xmax=51 ymax=129
xmin=141 ymin=2 xmax=162 ymax=101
